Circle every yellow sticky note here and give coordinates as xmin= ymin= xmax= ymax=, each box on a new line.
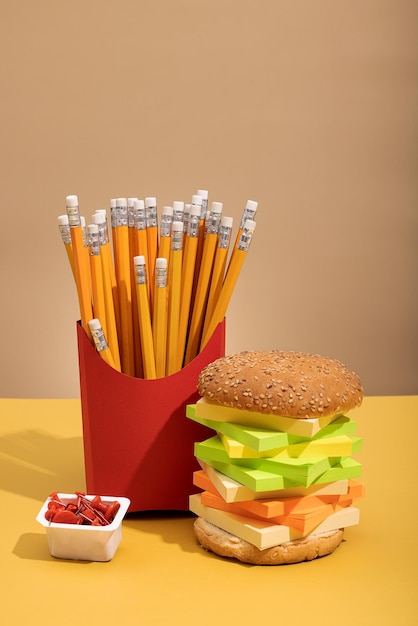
xmin=219 ymin=433 xmax=362 ymax=459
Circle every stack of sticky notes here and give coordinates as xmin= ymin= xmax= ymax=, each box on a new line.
xmin=186 ymin=401 xmax=365 ymax=551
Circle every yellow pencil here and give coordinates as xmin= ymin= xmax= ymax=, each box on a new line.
xmin=92 ymin=211 xmax=121 ymax=371
xmin=189 ymin=194 xmax=206 ymax=310
xmin=109 ymin=198 xmax=118 ymax=274
xmin=201 ymin=219 xmax=256 ymax=351
xmin=128 ymin=197 xmax=143 ymax=378
xmin=158 ymin=206 xmax=173 ymax=266
xmin=88 ymin=318 xmax=117 ymax=370
xmin=57 ymin=214 xmax=75 ymax=280
xmin=133 ymin=199 xmax=149 ymax=304
xmin=182 ymin=203 xmax=191 ymax=247
xmin=203 ymin=215 xmax=233 ymax=340
xmin=177 ymin=204 xmax=201 ymax=369
xmin=127 ymin=198 xmax=138 ymax=243
xmin=133 ymin=200 xmax=146 ymax=249
xmin=133 ymin=256 xmax=156 ymax=379
xmin=107 ymin=201 xmax=123 ymax=340
xmin=80 ymin=216 xmax=92 ymax=311
xmin=66 ymin=195 xmax=93 ymax=336
xmin=114 ymin=197 xmax=135 ymax=376
xmin=87 ymin=223 xmax=108 ymax=339
xmin=128 ymin=197 xmax=138 ymax=263
xmin=95 ymin=209 xmax=120 ymax=333
xmin=145 ymin=196 xmax=158 ymax=311
xmin=152 ymin=257 xmax=168 ymax=378
xmin=184 ymin=202 xmax=223 ymax=364
xmin=166 ymin=221 xmax=183 ymax=375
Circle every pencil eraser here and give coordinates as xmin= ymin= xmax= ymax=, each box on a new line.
xmin=191 ymin=195 xmax=203 ymax=206
xmin=58 ymin=215 xmax=69 ymax=225
xmin=197 ymin=190 xmax=209 ymax=199
xmin=162 ymin=206 xmax=174 ymax=216
xmin=145 ymin=197 xmax=157 ymax=207
xmin=110 ymin=199 xmax=117 ymax=208
xmin=87 ymin=223 xmax=99 ymax=234
xmin=221 ymin=216 xmax=233 ymax=228
xmin=134 ymin=199 xmax=145 ymax=210
xmin=156 ymin=257 xmax=168 ymax=269
xmin=171 ymin=221 xmax=183 ymax=232
xmin=116 ymin=198 xmax=127 ymax=207
xmin=133 ymin=255 xmax=146 ymax=266
xmin=88 ymin=319 xmax=101 ymax=331
xmin=128 ymin=198 xmax=138 ymax=206
xmin=173 ymin=201 xmax=184 ymax=211
xmin=244 ymin=219 xmax=256 ymax=231
xmin=66 ymin=195 xmax=78 ymax=207
xmin=190 ymin=205 xmax=201 ymax=217
xmin=211 ymin=202 xmax=223 ymax=213
xmin=92 ymin=213 xmax=105 ymax=224
xmin=246 ymin=200 xmax=258 ymax=211
xmin=80 ymin=216 xmax=86 ymax=227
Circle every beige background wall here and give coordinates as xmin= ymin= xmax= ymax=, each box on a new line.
xmin=1 ymin=0 xmax=417 ymax=398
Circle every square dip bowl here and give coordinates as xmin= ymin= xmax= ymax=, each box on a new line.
xmin=36 ymin=493 xmax=130 ymax=561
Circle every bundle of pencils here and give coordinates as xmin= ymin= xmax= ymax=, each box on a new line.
xmin=58 ymin=191 xmax=258 ymax=379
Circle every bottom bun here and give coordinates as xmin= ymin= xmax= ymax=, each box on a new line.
xmin=193 ymin=517 xmax=344 ymax=565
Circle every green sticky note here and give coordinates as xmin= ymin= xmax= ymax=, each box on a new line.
xmin=313 ymin=415 xmax=357 ymax=439
xmin=195 ymin=436 xmax=332 ymax=487
xmin=195 ymin=457 xmax=301 ymax=492
xmin=318 ymin=457 xmax=363 ymax=482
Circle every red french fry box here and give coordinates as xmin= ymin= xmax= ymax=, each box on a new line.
xmin=77 ymin=319 xmax=225 ymax=512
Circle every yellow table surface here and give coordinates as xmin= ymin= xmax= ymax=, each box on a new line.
xmin=0 ymin=396 xmax=417 ymax=625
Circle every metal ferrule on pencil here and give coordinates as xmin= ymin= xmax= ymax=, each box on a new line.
xmin=218 ymin=219 xmax=233 ymax=249
xmin=115 ymin=199 xmax=128 ymax=227
xmin=155 ymin=259 xmax=168 ymax=288
xmin=237 ymin=219 xmax=256 ymax=252
xmin=239 ymin=200 xmax=258 ymax=229
xmin=87 ymin=225 xmax=100 ymax=256
xmin=133 ymin=200 xmax=147 ymax=231
xmin=58 ymin=216 xmax=71 ymax=244
xmin=127 ymin=200 xmax=136 ymax=228
xmin=171 ymin=222 xmax=183 ymax=250
xmin=92 ymin=213 xmax=109 ymax=246
xmin=133 ymin=256 xmax=147 ymax=285
xmin=160 ymin=208 xmax=174 ymax=237
xmin=187 ymin=209 xmax=200 ymax=238
xmin=145 ymin=198 xmax=158 ymax=229
xmin=206 ymin=203 xmax=223 ymax=236
xmin=90 ymin=326 xmax=108 ymax=352
xmin=173 ymin=201 xmax=184 ymax=224
xmin=66 ymin=203 xmax=81 ymax=228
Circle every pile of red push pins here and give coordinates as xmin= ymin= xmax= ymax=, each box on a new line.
xmin=45 ymin=492 xmax=121 ymax=526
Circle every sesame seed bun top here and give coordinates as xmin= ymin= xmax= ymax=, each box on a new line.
xmin=197 ymin=350 xmax=363 ymax=419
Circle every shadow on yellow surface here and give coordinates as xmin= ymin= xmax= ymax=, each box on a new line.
xmin=0 ymin=429 xmax=85 ymax=502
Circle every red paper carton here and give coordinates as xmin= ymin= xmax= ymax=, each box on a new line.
xmin=77 ymin=320 xmax=225 ymax=512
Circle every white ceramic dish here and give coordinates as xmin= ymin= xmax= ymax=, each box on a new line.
xmin=36 ymin=493 xmax=130 ymax=561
